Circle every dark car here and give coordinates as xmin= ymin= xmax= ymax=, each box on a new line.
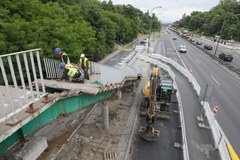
xmin=219 ymin=53 xmax=233 ymax=62
xmin=204 ymin=45 xmax=213 ymax=50
xmin=139 ymin=38 xmax=148 ymax=44
xmin=173 ymin=37 xmax=177 ymax=40
xmin=196 ymin=41 xmax=202 ymax=45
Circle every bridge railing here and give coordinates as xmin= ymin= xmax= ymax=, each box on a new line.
xmin=0 ymin=48 xmax=45 ymax=123
xmin=43 ymin=58 xmax=63 ymax=79
xmin=43 ymin=58 xmax=141 ymax=85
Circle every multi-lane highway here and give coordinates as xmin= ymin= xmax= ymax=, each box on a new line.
xmin=128 ymin=33 xmax=220 ymax=159
xmin=165 ymin=29 xmax=240 ymax=155
xmin=102 ymin=32 xmax=240 ymax=159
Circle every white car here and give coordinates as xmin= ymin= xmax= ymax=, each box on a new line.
xmin=179 ymin=45 xmax=187 ymax=53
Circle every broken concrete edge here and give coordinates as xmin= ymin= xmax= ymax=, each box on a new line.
xmin=15 ymin=137 xmax=48 ymax=160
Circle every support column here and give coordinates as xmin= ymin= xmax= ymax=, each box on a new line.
xmin=102 ymin=101 xmax=109 ymax=130
xmin=116 ymin=89 xmax=122 ymax=100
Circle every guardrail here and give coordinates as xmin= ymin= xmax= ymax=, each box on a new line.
xmin=150 ymin=53 xmax=201 ymax=96
xmin=0 ymin=49 xmax=45 ymax=123
xmin=137 ymin=54 xmax=190 ymax=160
xmin=146 ymin=51 xmax=234 ymax=160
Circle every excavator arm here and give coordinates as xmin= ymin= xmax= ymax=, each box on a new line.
xmin=139 ymin=65 xmax=160 ymax=141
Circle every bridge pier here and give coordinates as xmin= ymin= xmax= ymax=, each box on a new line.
xmin=102 ymin=101 xmax=109 ymax=130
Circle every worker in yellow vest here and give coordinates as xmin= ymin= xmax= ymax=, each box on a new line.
xmin=78 ymin=53 xmax=90 ymax=80
xmin=55 ymin=48 xmax=70 ymax=64
xmin=59 ymin=62 xmax=84 ymax=83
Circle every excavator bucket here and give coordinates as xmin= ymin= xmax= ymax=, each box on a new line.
xmin=139 ymin=125 xmax=160 ymax=141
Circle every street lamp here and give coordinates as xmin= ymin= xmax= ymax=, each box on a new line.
xmin=213 ymin=5 xmax=231 ymax=56
xmin=148 ymin=6 xmax=162 ymax=53
xmin=213 ymin=15 xmax=228 ymax=56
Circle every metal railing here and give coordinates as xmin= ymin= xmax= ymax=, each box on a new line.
xmin=43 ymin=58 xmax=63 ymax=79
xmin=0 ymin=48 xmax=45 ymax=123
xmin=43 ymin=58 xmax=141 ymax=85
xmin=143 ymin=52 xmax=232 ymax=160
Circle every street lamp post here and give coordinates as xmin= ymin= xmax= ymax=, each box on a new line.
xmin=148 ymin=6 xmax=162 ymax=53
xmin=214 ymin=15 xmax=228 ymax=56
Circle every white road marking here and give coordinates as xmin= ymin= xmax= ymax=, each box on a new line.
xmin=169 ymin=38 xmax=189 ymax=70
xmin=180 ymin=59 xmax=188 ymax=70
xmin=162 ymin=39 xmax=166 ymax=56
xmin=193 ymin=58 xmax=200 ymax=64
xmin=210 ymin=75 xmax=221 ymax=86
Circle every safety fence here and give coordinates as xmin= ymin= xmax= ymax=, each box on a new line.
xmin=0 ymin=48 xmax=45 ymax=123
xmin=43 ymin=58 xmax=141 ymax=85
xmin=144 ymin=52 xmax=233 ymax=160
xmin=43 ymin=58 xmax=63 ymax=79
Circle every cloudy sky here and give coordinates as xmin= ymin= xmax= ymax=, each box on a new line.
xmin=105 ymin=0 xmax=220 ymax=23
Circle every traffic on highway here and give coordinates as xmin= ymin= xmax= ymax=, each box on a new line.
xmin=164 ymin=28 xmax=240 ymax=156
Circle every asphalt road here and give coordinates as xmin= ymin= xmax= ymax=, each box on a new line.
xmin=153 ymin=33 xmax=220 ymax=159
xmin=103 ymin=40 xmax=139 ymax=67
xmin=184 ymin=34 xmax=240 ymax=70
xmin=168 ymin=29 xmax=240 ymax=155
xmin=171 ymin=32 xmax=240 ymax=70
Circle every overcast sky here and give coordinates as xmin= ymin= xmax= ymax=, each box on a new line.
xmin=104 ymin=0 xmax=220 ymax=23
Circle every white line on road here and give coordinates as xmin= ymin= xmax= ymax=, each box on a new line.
xmin=210 ymin=75 xmax=221 ymax=86
xmin=169 ymin=38 xmax=188 ymax=70
xmin=180 ymin=59 xmax=188 ymax=70
xmin=162 ymin=39 xmax=166 ymax=56
xmin=193 ymin=57 xmax=200 ymax=64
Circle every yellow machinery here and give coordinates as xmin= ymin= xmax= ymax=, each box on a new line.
xmin=139 ymin=65 xmax=173 ymax=141
xmin=139 ymin=65 xmax=160 ymax=141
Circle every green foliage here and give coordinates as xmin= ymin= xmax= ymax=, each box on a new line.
xmin=175 ymin=0 xmax=240 ymax=41
xmin=0 ymin=0 xmax=161 ymax=62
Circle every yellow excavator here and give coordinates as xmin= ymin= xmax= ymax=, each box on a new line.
xmin=139 ymin=65 xmax=173 ymax=141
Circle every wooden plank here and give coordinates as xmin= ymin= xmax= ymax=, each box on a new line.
xmin=39 ymin=79 xmax=100 ymax=95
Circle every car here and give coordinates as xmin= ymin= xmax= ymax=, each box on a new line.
xmin=189 ymin=38 xmax=195 ymax=42
xmin=204 ymin=45 xmax=213 ymax=50
xmin=179 ymin=45 xmax=187 ymax=53
xmin=196 ymin=41 xmax=202 ymax=45
xmin=173 ymin=37 xmax=177 ymax=40
xmin=139 ymin=38 xmax=148 ymax=44
xmin=219 ymin=53 xmax=233 ymax=62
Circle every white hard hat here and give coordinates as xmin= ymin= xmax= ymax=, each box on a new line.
xmin=80 ymin=53 xmax=85 ymax=58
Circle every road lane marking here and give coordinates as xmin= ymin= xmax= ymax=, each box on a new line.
xmin=193 ymin=57 xmax=200 ymax=64
xmin=162 ymin=39 xmax=166 ymax=56
xmin=169 ymin=39 xmax=188 ymax=70
xmin=210 ymin=75 xmax=221 ymax=86
xmin=180 ymin=59 xmax=188 ymax=69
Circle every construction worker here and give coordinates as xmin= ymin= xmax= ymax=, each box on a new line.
xmin=78 ymin=53 xmax=89 ymax=80
xmin=55 ymin=48 xmax=70 ymax=64
xmin=59 ymin=62 xmax=84 ymax=83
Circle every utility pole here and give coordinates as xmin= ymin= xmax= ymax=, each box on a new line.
xmin=147 ymin=6 xmax=162 ymax=53
xmin=214 ymin=7 xmax=229 ymax=57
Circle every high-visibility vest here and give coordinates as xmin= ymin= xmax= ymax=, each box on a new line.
xmin=61 ymin=53 xmax=70 ymax=64
xmin=67 ymin=68 xmax=77 ymax=77
xmin=79 ymin=57 xmax=88 ymax=68
xmin=65 ymin=64 xmax=76 ymax=69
